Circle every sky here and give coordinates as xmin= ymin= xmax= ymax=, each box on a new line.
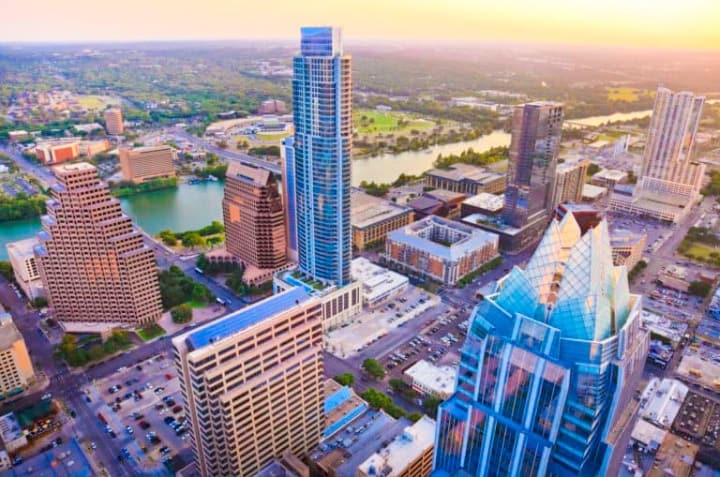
xmin=1 ymin=0 xmax=718 ymax=49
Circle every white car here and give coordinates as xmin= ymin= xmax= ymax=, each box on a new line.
xmin=41 ymin=393 xmax=52 ymax=401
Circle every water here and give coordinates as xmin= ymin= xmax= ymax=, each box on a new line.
xmin=568 ymin=110 xmax=652 ymax=127
xmin=0 ymin=218 xmax=43 ymax=260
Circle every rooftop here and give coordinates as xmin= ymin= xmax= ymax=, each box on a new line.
xmin=227 ymin=162 xmax=271 ymax=186
xmin=582 ymin=183 xmax=607 ymax=199
xmin=462 ymin=193 xmax=504 ymax=212
xmin=648 ymin=433 xmax=698 ymax=477
xmin=52 ymin=162 xmax=96 ymax=176
xmin=5 ymin=237 xmax=39 ymax=260
xmin=595 ymin=169 xmax=628 ymax=181
xmin=422 ymin=189 xmax=466 ymax=203
xmin=0 ymin=438 xmax=93 ymax=477
xmin=351 ymin=258 xmax=408 ymax=303
xmin=426 ymin=164 xmax=504 ymax=184
xmin=351 ymin=188 xmax=412 ymax=230
xmin=639 ymin=377 xmax=688 ymax=429
xmin=404 ymin=360 xmax=457 ymax=397
xmin=0 ymin=312 xmax=25 ymax=352
xmin=125 ymin=144 xmax=173 ymax=154
xmin=324 ymin=380 xmax=368 ymax=439
xmin=610 ymin=229 xmax=647 ymax=247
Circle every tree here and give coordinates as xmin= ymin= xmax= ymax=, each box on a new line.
xmin=334 ymin=373 xmax=355 ymax=386
xmin=586 ymin=163 xmax=601 ymax=176
xmin=362 ymin=358 xmax=386 ymax=379
xmin=688 ymin=281 xmax=712 ymax=298
xmin=423 ymin=396 xmax=443 ymax=416
xmin=32 ymin=297 xmax=48 ymax=308
xmin=407 ymin=412 xmax=423 ymax=423
xmin=171 ymin=303 xmax=193 ymax=324
xmin=0 ymin=261 xmax=13 ymax=281
xmin=191 ymin=284 xmax=210 ymax=304
xmin=182 ymin=232 xmax=205 ymax=248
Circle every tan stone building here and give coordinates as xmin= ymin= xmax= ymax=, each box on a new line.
xmin=223 ymin=163 xmax=286 ymax=269
xmin=6 ymin=238 xmax=45 ymax=300
xmin=553 ymin=158 xmax=589 ymax=207
xmin=351 ymin=188 xmax=414 ymax=251
xmin=35 ymin=162 xmax=163 ymax=327
xmin=610 ymin=229 xmax=647 ymax=271
xmin=172 ymin=287 xmax=324 ymax=477
xmin=103 ymin=108 xmax=124 ymax=135
xmin=0 ymin=309 xmax=36 ymax=397
xmin=119 ymin=146 xmax=176 ymax=184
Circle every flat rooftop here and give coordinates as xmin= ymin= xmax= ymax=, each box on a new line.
xmin=426 ymin=164 xmax=504 ymax=184
xmin=0 ymin=438 xmax=93 ymax=477
xmin=52 ymin=162 xmax=96 ymax=175
xmin=405 ymin=360 xmax=457 ymax=398
xmin=462 ymin=193 xmax=504 ymax=212
xmin=0 ymin=313 xmax=24 ymax=352
xmin=351 ymin=188 xmax=412 ymax=230
xmin=5 ymin=237 xmax=39 ymax=260
xmin=648 ymin=433 xmax=698 ymax=477
xmin=324 ymin=380 xmax=368 ymax=439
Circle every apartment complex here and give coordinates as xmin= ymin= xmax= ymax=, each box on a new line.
xmin=384 ymin=216 xmax=499 ymax=286
xmin=552 ymin=158 xmax=589 ymax=207
xmin=103 ymin=107 xmax=124 ymax=135
xmin=610 ymin=87 xmax=705 ymax=223
xmin=0 ymin=309 xmax=36 ymax=397
xmin=286 ymin=26 xmax=352 ymax=286
xmin=351 ymin=188 xmax=414 ymax=251
xmin=425 ymin=164 xmax=506 ymax=196
xmin=34 ymin=140 xmax=79 ymax=165
xmin=35 ymin=162 xmax=163 ymax=326
xmin=5 ymin=238 xmax=44 ymax=300
xmin=223 ymin=163 xmax=287 ymax=270
xmin=118 ymin=145 xmax=176 ymax=184
xmin=172 ymin=287 xmax=324 ymax=477
xmin=357 ymin=416 xmax=435 ymax=477
xmin=433 ymin=216 xmax=649 ymax=477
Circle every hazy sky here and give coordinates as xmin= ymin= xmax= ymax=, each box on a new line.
xmin=1 ymin=0 xmax=718 ymax=49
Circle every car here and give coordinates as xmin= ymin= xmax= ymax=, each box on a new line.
xmin=84 ymin=395 xmax=92 ymax=403
xmin=164 ymin=416 xmax=176 ymax=425
xmin=155 ymin=403 xmax=165 ymax=411
xmin=172 ymin=405 xmax=182 ymax=413
xmin=139 ymin=421 xmax=151 ymax=430
xmin=69 ymin=410 xmax=76 ymax=418
xmin=41 ymin=393 xmax=52 ymax=400
xmin=146 ymin=383 xmax=154 ymax=390
xmin=154 ymin=387 xmax=165 ymax=394
xmin=166 ymin=399 xmax=176 ymax=407
xmin=136 ymin=365 xmax=143 ymax=372
xmin=133 ymin=412 xmax=144 ymax=420
xmin=160 ymin=446 xmax=170 ymax=455
xmin=125 ymin=426 xmax=134 ymax=435
xmin=109 ymin=431 xmax=117 ymax=439
xmin=90 ymin=442 xmax=97 ymax=450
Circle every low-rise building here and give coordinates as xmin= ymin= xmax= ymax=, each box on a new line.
xmin=581 ymin=183 xmax=608 ymax=202
xmin=78 ymin=139 xmax=110 ymax=157
xmin=34 ymin=140 xmax=79 ymax=165
xmin=0 ymin=311 xmax=35 ymax=398
xmin=351 ymin=189 xmax=414 ymax=251
xmin=408 ymin=190 xmax=466 ymax=220
xmin=0 ymin=413 xmax=27 ymax=453
xmin=356 ymin=416 xmax=435 ymax=477
xmin=324 ymin=380 xmax=368 ymax=440
xmin=460 ymin=193 xmax=504 ymax=216
xmin=404 ymin=360 xmax=456 ymax=399
xmin=386 ymin=184 xmax=425 ymax=206
xmin=259 ymin=99 xmax=287 ymax=115
xmin=591 ymin=168 xmax=628 ymax=189
xmin=5 ymin=238 xmax=44 ymax=300
xmin=7 ymin=131 xmax=29 ymax=143
xmin=119 ymin=145 xmax=176 ymax=184
xmin=639 ymin=378 xmax=688 ymax=429
xmin=425 ymin=163 xmax=505 ymax=196
xmin=0 ymin=438 xmax=93 ymax=477
xmin=384 ymin=216 xmax=499 ymax=286
xmin=610 ymin=229 xmax=647 ymax=270
xmin=351 ymin=258 xmax=408 ymax=307
xmin=648 ymin=434 xmax=698 ymax=477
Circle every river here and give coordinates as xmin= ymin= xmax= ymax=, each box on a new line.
xmin=0 ymin=109 xmax=656 ymax=258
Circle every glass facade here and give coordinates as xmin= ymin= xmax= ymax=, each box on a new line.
xmin=433 ymin=215 xmax=649 ymax=477
xmin=291 ymin=26 xmax=352 ymax=285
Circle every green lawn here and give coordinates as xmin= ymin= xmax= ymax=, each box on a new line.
xmin=684 ymin=242 xmax=718 ymax=260
xmin=606 ymin=87 xmax=652 ymax=103
xmin=354 ymin=109 xmax=435 ymax=134
xmin=76 ymin=95 xmax=111 ymax=110
xmin=188 ymin=300 xmax=210 ymax=309
xmin=136 ymin=323 xmax=166 ymax=341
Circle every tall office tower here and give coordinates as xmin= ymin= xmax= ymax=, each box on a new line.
xmin=172 ymin=287 xmax=324 ymax=477
xmin=103 ymin=107 xmax=124 ymax=135
xmin=281 ymin=137 xmax=298 ymax=262
xmin=503 ymin=101 xmax=564 ymax=227
xmin=433 ymin=215 xmax=648 ymax=477
xmin=223 ymin=163 xmax=287 ymax=270
xmin=290 ymin=26 xmax=352 ymax=285
xmin=119 ymin=145 xmax=176 ymax=184
xmin=552 ymin=158 xmax=589 ymax=207
xmin=35 ymin=163 xmax=163 ymax=326
xmin=0 ymin=308 xmax=36 ymax=396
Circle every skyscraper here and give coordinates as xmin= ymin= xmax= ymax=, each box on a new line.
xmin=503 ymin=101 xmax=564 ymax=231
xmin=35 ymin=162 xmax=163 ymax=326
xmin=433 ymin=215 xmax=648 ymax=477
xmin=172 ymin=287 xmax=324 ymax=477
xmin=223 ymin=162 xmax=287 ymax=270
xmin=103 ymin=107 xmax=124 ymax=135
xmin=552 ymin=158 xmax=589 ymax=207
xmin=610 ymin=87 xmax=705 ymax=222
xmin=289 ymin=26 xmax=352 ymax=285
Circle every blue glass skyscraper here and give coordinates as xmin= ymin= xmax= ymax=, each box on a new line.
xmin=288 ymin=26 xmax=352 ymax=285
xmin=433 ymin=215 xmax=649 ymax=477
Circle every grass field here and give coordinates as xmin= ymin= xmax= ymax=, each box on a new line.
xmin=684 ymin=242 xmax=718 ymax=260
xmin=354 ymin=109 xmax=435 ymax=134
xmin=136 ymin=323 xmax=166 ymax=341
xmin=606 ymin=87 xmax=652 ymax=102
xmin=76 ymin=95 xmax=116 ymax=111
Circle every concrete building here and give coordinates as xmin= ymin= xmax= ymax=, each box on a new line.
xmin=581 ymin=183 xmax=608 ymax=202
xmin=552 ymin=158 xmax=589 ymax=207
xmin=433 ymin=216 xmax=649 ymax=477
xmin=223 ymin=163 xmax=287 ymax=270
xmin=404 ymin=360 xmax=456 ymax=399
xmin=610 ymin=229 xmax=647 ymax=270
xmin=5 ymin=238 xmax=45 ymax=300
xmin=383 ymin=216 xmax=499 ymax=286
xmin=590 ymin=169 xmax=627 ymax=189
xmin=351 ymin=189 xmax=414 ymax=251
xmin=35 ymin=162 xmax=163 ymax=327
xmin=118 ymin=145 xmax=176 ymax=184
xmin=357 ymin=416 xmax=435 ymax=477
xmin=0 ymin=311 xmax=35 ymax=398
xmin=460 ymin=193 xmax=504 ymax=217
xmin=103 ymin=107 xmax=124 ymax=135
xmin=351 ymin=258 xmax=408 ymax=307
xmin=425 ymin=164 xmax=506 ymax=196
xmin=78 ymin=139 xmax=110 ymax=157
xmin=259 ymin=99 xmax=288 ymax=115
xmin=0 ymin=413 xmax=26 ymax=453
xmin=34 ymin=140 xmax=79 ymax=165
xmin=0 ymin=438 xmax=93 ymax=477
xmin=286 ymin=27 xmax=352 ymax=286
xmin=610 ymin=87 xmax=705 ymax=223
xmin=7 ymin=131 xmax=29 ymax=143
xmin=172 ymin=287 xmax=324 ymax=477
xmin=408 ymin=191 xmax=466 ymax=220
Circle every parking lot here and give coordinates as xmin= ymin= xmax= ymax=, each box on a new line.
xmin=83 ymin=353 xmax=189 ymax=467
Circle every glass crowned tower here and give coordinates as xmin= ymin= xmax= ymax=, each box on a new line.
xmin=289 ymin=26 xmax=352 ymax=285
xmin=433 ymin=214 xmax=649 ymax=477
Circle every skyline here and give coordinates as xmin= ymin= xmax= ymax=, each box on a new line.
xmin=1 ymin=0 xmax=719 ymax=50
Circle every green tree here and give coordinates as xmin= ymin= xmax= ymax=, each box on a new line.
xmin=171 ymin=303 xmax=193 ymax=324
xmin=182 ymin=232 xmax=205 ymax=248
xmin=0 ymin=261 xmax=13 ymax=281
xmin=32 ymin=297 xmax=48 ymax=308
xmin=191 ymin=284 xmax=210 ymax=303
xmin=334 ymin=373 xmax=355 ymax=386
xmin=688 ymin=281 xmax=712 ymax=298
xmin=362 ymin=358 xmax=386 ymax=379
xmin=586 ymin=163 xmax=601 ymax=176
xmin=423 ymin=396 xmax=443 ymax=416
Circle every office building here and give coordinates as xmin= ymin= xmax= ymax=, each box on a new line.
xmin=223 ymin=163 xmax=287 ymax=270
xmin=289 ymin=26 xmax=352 ymax=286
xmin=35 ymin=163 xmax=162 ymax=327
xmin=408 ymin=191 xmax=466 ymax=220
xmin=433 ymin=215 xmax=649 ymax=477
xmin=5 ymin=238 xmax=44 ymax=300
xmin=172 ymin=287 xmax=324 ymax=477
xmin=34 ymin=140 xmax=79 ymax=165
xmin=0 ymin=310 xmax=35 ymax=398
xmin=119 ymin=145 xmax=176 ymax=184
xmin=461 ymin=193 xmax=504 ymax=217
xmin=351 ymin=188 xmax=414 ymax=251
xmin=104 ymin=107 xmax=124 ymax=135
xmin=404 ymin=360 xmax=456 ymax=399
xmin=282 ymin=137 xmax=298 ymax=261
xmin=425 ymin=164 xmax=506 ymax=196
xmin=357 ymin=416 xmax=436 ymax=477
xmin=384 ymin=216 xmax=499 ymax=286
xmin=351 ymin=258 xmax=408 ymax=307
xmin=590 ymin=169 xmax=627 ymax=189
xmin=610 ymin=87 xmax=705 ymax=222
xmin=552 ymin=158 xmax=589 ymax=207
xmin=610 ymin=229 xmax=647 ymax=271
xmin=259 ymin=99 xmax=288 ymax=115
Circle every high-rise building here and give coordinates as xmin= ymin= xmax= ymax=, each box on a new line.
xmin=289 ymin=26 xmax=352 ymax=285
xmin=172 ymin=287 xmax=324 ymax=477
xmin=282 ymin=137 xmax=298 ymax=261
xmin=223 ymin=163 xmax=287 ymax=270
xmin=118 ymin=145 xmax=176 ymax=184
xmin=0 ymin=308 xmax=36 ymax=397
xmin=35 ymin=162 xmax=162 ymax=326
xmin=6 ymin=238 xmax=44 ymax=300
xmin=104 ymin=107 xmax=124 ymax=135
xmin=610 ymin=87 xmax=705 ymax=223
xmin=552 ymin=158 xmax=589 ymax=207
xmin=433 ymin=215 xmax=648 ymax=477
